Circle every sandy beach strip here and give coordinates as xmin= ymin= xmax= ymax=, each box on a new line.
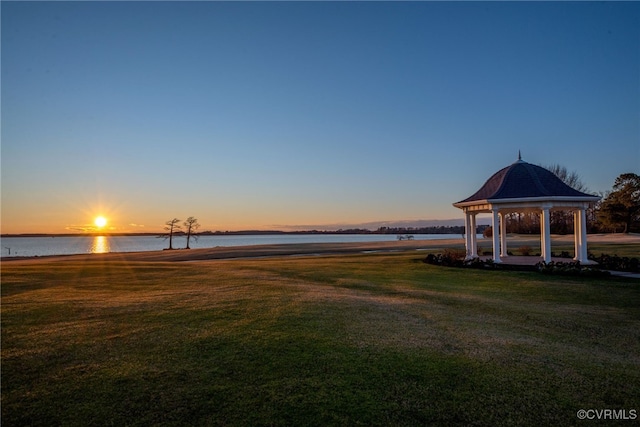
xmin=1 ymin=239 xmax=464 ymax=264
xmin=2 ymin=233 xmax=638 ymax=264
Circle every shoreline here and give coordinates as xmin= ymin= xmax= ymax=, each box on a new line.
xmin=2 ymin=233 xmax=638 ymax=264
xmin=1 ymin=240 xmax=461 ymax=263
xmin=0 ymin=229 xmax=468 ymax=238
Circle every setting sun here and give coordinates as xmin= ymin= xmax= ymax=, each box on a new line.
xmin=94 ymin=216 xmax=108 ymax=228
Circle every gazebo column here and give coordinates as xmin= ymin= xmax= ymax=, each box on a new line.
xmin=573 ymin=209 xmax=582 ymax=261
xmin=464 ymin=211 xmax=472 ymax=259
xmin=541 ymin=207 xmax=551 ymax=263
xmin=470 ymin=213 xmax=478 ymax=258
xmin=574 ymin=209 xmax=580 ymax=261
xmin=491 ymin=208 xmax=501 ymax=263
xmin=499 ymin=213 xmax=508 ymax=257
xmin=574 ymin=207 xmax=589 ymax=263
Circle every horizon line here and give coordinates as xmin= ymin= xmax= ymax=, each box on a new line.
xmin=2 ymin=217 xmax=496 ymax=236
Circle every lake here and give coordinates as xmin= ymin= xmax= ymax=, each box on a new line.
xmin=0 ymin=234 xmax=471 ymax=258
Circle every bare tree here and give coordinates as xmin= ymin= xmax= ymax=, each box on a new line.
xmin=183 ymin=217 xmax=200 ymax=249
xmin=544 ymin=164 xmax=589 ymax=192
xmin=162 ymin=218 xmax=181 ymax=250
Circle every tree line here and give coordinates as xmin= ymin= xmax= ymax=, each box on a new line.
xmin=375 ymin=225 xmax=490 ymax=235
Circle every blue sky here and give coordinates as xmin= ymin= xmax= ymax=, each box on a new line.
xmin=2 ymin=1 xmax=639 ymax=233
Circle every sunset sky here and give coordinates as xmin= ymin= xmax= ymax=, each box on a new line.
xmin=2 ymin=1 xmax=639 ymax=234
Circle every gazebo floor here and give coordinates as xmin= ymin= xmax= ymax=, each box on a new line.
xmin=478 ymin=255 xmax=585 ymax=266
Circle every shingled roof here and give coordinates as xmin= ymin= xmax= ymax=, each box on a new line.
xmin=455 ymin=159 xmax=598 ymax=205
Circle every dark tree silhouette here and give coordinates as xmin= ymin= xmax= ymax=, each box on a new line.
xmin=183 ymin=217 xmax=200 ymax=249
xmin=162 ymin=218 xmax=181 ymax=250
xmin=598 ymin=173 xmax=640 ymax=233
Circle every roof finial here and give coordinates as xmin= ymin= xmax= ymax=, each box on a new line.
xmin=518 ymin=150 xmax=522 ymax=161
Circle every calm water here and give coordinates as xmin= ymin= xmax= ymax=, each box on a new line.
xmin=0 ymin=234 xmax=470 ymax=258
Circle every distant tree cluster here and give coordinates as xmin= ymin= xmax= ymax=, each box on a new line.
xmin=376 ymin=225 xmax=489 ymax=235
xmin=196 ymin=226 xmax=490 ymax=236
xmin=160 ymin=217 xmax=200 ymax=250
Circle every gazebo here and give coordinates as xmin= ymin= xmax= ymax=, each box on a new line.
xmin=453 ymin=155 xmax=600 ymax=264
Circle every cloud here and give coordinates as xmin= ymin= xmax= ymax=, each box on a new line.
xmin=64 ymin=224 xmax=120 ymax=233
xmin=65 ymin=224 xmax=98 ymax=233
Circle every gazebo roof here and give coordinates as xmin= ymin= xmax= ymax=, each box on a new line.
xmin=454 ymin=159 xmax=599 ymax=207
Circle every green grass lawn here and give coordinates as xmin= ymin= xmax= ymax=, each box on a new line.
xmin=2 ymin=252 xmax=639 ymax=426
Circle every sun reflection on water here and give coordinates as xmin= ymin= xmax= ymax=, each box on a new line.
xmin=91 ymin=236 xmax=110 ymax=254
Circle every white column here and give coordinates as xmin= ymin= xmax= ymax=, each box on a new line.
xmin=464 ymin=211 xmax=472 ymax=258
xmin=541 ymin=207 xmax=551 ymax=263
xmin=579 ymin=208 xmax=588 ymax=263
xmin=491 ymin=208 xmax=501 ymax=263
xmin=499 ymin=213 xmax=508 ymax=257
xmin=573 ymin=210 xmax=580 ymax=261
xmin=470 ymin=213 xmax=478 ymax=258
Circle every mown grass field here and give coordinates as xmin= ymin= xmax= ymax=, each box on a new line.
xmin=2 ymin=249 xmax=639 ymax=426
